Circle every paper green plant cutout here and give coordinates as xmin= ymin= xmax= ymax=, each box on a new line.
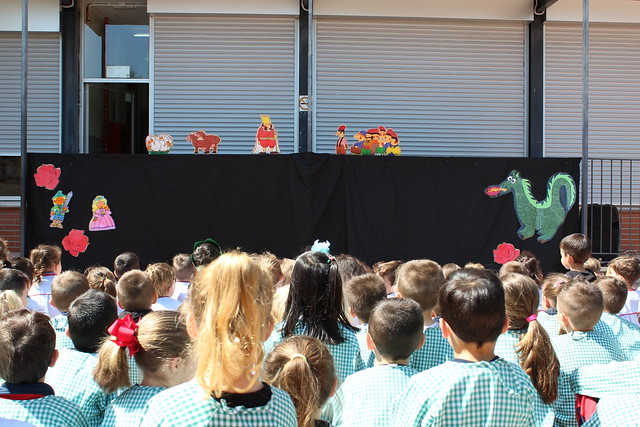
xmin=484 ymin=170 xmax=576 ymax=243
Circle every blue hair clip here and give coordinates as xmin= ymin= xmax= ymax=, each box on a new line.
xmin=311 ymin=239 xmax=331 ymax=255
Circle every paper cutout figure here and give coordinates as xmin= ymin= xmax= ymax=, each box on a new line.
xmin=351 ymin=131 xmax=366 ymax=155
xmin=485 ymin=170 xmax=577 ymax=243
xmin=493 ymin=243 xmax=521 ymax=265
xmin=186 ymin=130 xmax=221 ymax=154
xmin=335 ymin=125 xmax=348 ymax=155
xmin=89 ymin=195 xmax=116 ymax=231
xmin=34 ymin=164 xmax=61 ymax=190
xmin=252 ymin=115 xmax=280 ymax=154
xmin=375 ymin=127 xmax=387 ymax=155
xmin=385 ymin=128 xmax=401 ymax=156
xmin=145 ymin=134 xmax=173 ymax=154
xmin=62 ymin=229 xmax=89 ymax=257
xmin=50 ymin=191 xmax=72 ymax=229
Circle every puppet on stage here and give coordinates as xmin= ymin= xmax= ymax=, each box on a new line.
xmin=335 ymin=125 xmax=348 ymax=155
xmin=50 ymin=191 xmax=72 ymax=229
xmin=252 ymin=115 xmax=280 ymax=154
xmin=385 ymin=128 xmax=401 ymax=156
xmin=88 ymin=195 xmax=116 ymax=231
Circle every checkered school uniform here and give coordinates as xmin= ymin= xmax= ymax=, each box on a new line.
xmin=50 ymin=314 xmax=74 ymax=350
xmin=45 ymin=349 xmax=114 ymax=427
xmin=582 ymin=394 xmax=640 ymax=427
xmin=141 ymin=379 xmax=297 ymax=426
xmin=551 ymin=330 xmax=625 ymax=427
xmin=537 ymin=310 xmax=562 ymax=337
xmin=409 ymin=323 xmax=454 ymax=372
xmin=355 ymin=324 xmax=375 ymax=368
xmin=28 ymin=273 xmax=61 ymax=317
xmin=100 ymin=384 xmax=164 ymax=427
xmin=331 ymin=364 xmax=417 ymax=427
xmin=394 ymin=358 xmax=537 ymax=427
xmin=569 ymin=361 xmax=640 ymax=399
xmin=595 ymin=313 xmax=640 ymax=360
xmin=0 ymin=394 xmax=89 ymax=427
xmin=266 ymin=321 xmax=364 ymax=383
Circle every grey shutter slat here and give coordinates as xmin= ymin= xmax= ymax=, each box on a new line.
xmin=0 ymin=33 xmax=61 ymax=155
xmin=153 ymin=15 xmax=297 ymax=154
xmin=545 ymin=23 xmax=640 ymax=158
xmin=314 ymin=18 xmax=526 ymax=156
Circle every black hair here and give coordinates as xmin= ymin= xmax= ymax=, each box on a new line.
xmin=67 ymin=289 xmax=118 ymax=353
xmin=283 ymin=251 xmax=356 ymax=344
xmin=9 ymin=257 xmax=35 ymax=282
xmin=0 ymin=268 xmax=29 ymax=295
xmin=369 ymin=298 xmax=423 ymax=360
xmin=439 ymin=268 xmax=506 ymax=347
xmin=114 ymin=252 xmax=140 ymax=279
xmin=191 ymin=242 xmax=222 ymax=268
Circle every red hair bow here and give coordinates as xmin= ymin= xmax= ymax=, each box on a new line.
xmin=108 ymin=314 xmax=140 ymax=356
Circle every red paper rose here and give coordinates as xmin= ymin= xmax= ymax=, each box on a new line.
xmin=493 ymin=243 xmax=520 ymax=265
xmin=34 ymin=164 xmax=61 ymax=190
xmin=62 ymin=229 xmax=89 ymax=257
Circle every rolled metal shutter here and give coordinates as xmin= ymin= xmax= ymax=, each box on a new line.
xmin=545 ymin=23 xmax=640 ymax=159
xmin=152 ymin=15 xmax=297 ymax=154
xmin=0 ymin=32 xmax=61 ymax=155
xmin=314 ymin=18 xmax=527 ymax=156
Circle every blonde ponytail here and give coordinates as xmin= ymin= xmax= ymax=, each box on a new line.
xmin=94 ymin=337 xmax=130 ymax=393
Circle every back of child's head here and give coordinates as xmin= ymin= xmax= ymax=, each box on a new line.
xmin=145 ymin=263 xmax=176 ymax=297
xmin=68 ymin=289 xmax=118 ymax=353
xmin=0 ymin=237 xmax=9 ymax=264
xmin=372 ymin=260 xmax=402 ymax=293
xmin=464 ymin=262 xmax=485 ymax=270
xmin=369 ymin=298 xmax=423 ymax=361
xmin=51 ymin=271 xmax=89 ymax=313
xmin=439 ymin=268 xmax=505 ymax=347
xmin=557 ymin=277 xmax=603 ymax=330
xmin=172 ymin=253 xmax=195 ymax=282
xmin=284 ymin=251 xmax=354 ymax=345
xmin=442 ymin=263 xmax=461 ymax=279
xmin=189 ymin=251 xmax=272 ymax=397
xmin=0 ymin=309 xmax=55 ymax=383
xmin=113 ymin=252 xmax=140 ymax=279
xmin=395 ymin=259 xmax=444 ymax=313
xmin=335 ymin=254 xmax=371 ymax=284
xmin=279 ymin=258 xmax=295 ymax=288
xmin=85 ymin=266 xmax=117 ymax=297
xmin=29 ymin=245 xmax=61 ymax=281
xmin=595 ymin=276 xmax=627 ymax=314
xmin=560 ymin=233 xmax=592 ymax=264
xmin=95 ymin=310 xmax=193 ymax=393
xmin=252 ymin=251 xmax=283 ymax=286
xmin=607 ymin=255 xmax=640 ymax=286
xmin=263 ymin=336 xmax=335 ymax=427
xmin=499 ymin=261 xmax=529 ymax=280
xmin=541 ymin=273 xmax=570 ymax=309
xmin=10 ymin=256 xmax=35 ymax=282
xmin=584 ymin=258 xmax=602 ymax=276
xmin=0 ymin=268 xmax=29 ymax=299
xmin=515 ymin=250 xmax=544 ymax=285
xmin=191 ymin=239 xmax=222 ymax=268
xmin=0 ymin=290 xmax=24 ymax=315
xmin=116 ymin=270 xmax=155 ymax=311
xmin=500 ymin=272 xmax=559 ymax=404
xmin=345 ymin=273 xmax=386 ymax=324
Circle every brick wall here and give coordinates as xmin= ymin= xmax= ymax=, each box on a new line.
xmin=0 ymin=207 xmax=21 ymax=256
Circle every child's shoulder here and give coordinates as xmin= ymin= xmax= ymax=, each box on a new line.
xmin=0 ymin=394 xmax=88 ymax=427
xmin=411 ymin=359 xmax=532 ymax=390
xmin=570 ymin=361 xmax=640 ymax=399
xmin=346 ymin=364 xmax=418 ymax=386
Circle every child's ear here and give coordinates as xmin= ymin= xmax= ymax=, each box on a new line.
xmin=416 ymin=333 xmax=425 ymax=350
xmin=439 ymin=318 xmax=451 ymax=339
xmin=501 ymin=317 xmax=509 ymax=334
xmin=558 ymin=312 xmax=571 ymax=332
xmin=49 ymin=349 xmax=59 ymax=368
xmin=168 ymin=357 xmax=180 ymax=374
xmin=348 ymin=306 xmax=356 ymax=320
xmin=329 ymin=378 xmax=338 ymax=398
xmin=152 ymin=293 xmax=158 ymax=304
xmin=365 ymin=332 xmax=376 ymax=351
xmin=65 ymin=326 xmax=71 ymax=338
xmin=186 ymin=312 xmax=199 ymax=339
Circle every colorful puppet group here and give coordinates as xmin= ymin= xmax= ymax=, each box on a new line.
xmin=336 ymin=125 xmax=401 ymax=156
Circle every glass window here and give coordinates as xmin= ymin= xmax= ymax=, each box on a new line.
xmin=0 ymin=157 xmax=20 ymax=196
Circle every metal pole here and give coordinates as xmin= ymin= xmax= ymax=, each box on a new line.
xmin=581 ymin=0 xmax=589 ymax=235
xmin=306 ymin=0 xmax=313 ymax=152
xmin=20 ymin=0 xmax=28 ymax=255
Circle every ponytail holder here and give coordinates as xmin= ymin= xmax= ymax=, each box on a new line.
xmin=526 ymin=314 xmax=537 ymax=323
xmin=108 ymin=314 xmax=140 ymax=356
xmin=289 ymin=353 xmax=307 ymax=363
xmin=553 ymin=280 xmax=563 ymax=288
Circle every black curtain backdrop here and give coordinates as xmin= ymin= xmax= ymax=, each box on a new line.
xmin=26 ymin=154 xmax=580 ymax=274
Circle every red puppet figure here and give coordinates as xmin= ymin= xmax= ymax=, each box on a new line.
xmin=335 ymin=125 xmax=348 ymax=155
xmin=252 ymin=115 xmax=280 ymax=154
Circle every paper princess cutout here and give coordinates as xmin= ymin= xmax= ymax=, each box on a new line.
xmin=34 ymin=164 xmax=61 ymax=190
xmin=145 ymin=134 xmax=173 ymax=154
xmin=385 ymin=128 xmax=401 ymax=156
xmin=252 ymin=115 xmax=280 ymax=154
xmin=50 ymin=190 xmax=72 ymax=229
xmin=485 ymin=170 xmax=576 ymax=243
xmin=62 ymin=229 xmax=89 ymax=257
xmin=335 ymin=125 xmax=348 ymax=155
xmin=186 ymin=130 xmax=221 ymax=154
xmin=493 ymin=243 xmax=521 ymax=265
xmin=89 ymin=195 xmax=116 ymax=231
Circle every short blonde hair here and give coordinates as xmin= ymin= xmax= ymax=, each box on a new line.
xmin=145 ymin=263 xmax=176 ymax=297
xmin=395 ymin=260 xmax=444 ymax=311
xmin=557 ymin=277 xmax=603 ymax=330
xmin=116 ymin=270 xmax=155 ymax=311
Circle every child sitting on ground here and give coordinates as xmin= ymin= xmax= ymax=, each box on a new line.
xmin=171 ymin=254 xmax=195 ymax=302
xmin=9 ymin=257 xmax=43 ymax=312
xmin=263 ymin=336 xmax=337 ymax=427
xmin=85 ymin=266 xmax=117 ymax=298
xmin=94 ymin=311 xmax=195 ymax=426
xmin=606 ymin=255 xmax=640 ymax=326
xmin=141 ymin=252 xmax=297 ymax=425
xmin=395 ymin=268 xmax=537 ymax=426
xmin=537 ymin=273 xmax=570 ymax=337
xmin=345 ymin=273 xmax=387 ymax=367
xmin=372 ymin=260 xmax=403 ymax=296
xmin=116 ymin=270 xmax=156 ymax=322
xmin=560 ymin=233 xmax=597 ymax=282
xmin=50 ymin=271 xmax=89 ymax=350
xmin=146 ymin=263 xmax=181 ymax=311
xmin=594 ymin=275 xmax=640 ymax=360
xmin=395 ymin=260 xmax=453 ymax=372
xmin=43 ymin=290 xmax=119 ymax=426
xmin=29 ymin=245 xmax=62 ymax=316
xmin=113 ymin=252 xmax=140 ymax=281
xmin=0 ymin=309 xmax=88 ymax=426
xmin=332 ymin=298 xmax=423 ymax=427
xmin=0 ymin=269 xmax=30 ymax=307
xmin=551 ymin=277 xmax=625 ymax=426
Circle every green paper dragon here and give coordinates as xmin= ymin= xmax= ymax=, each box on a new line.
xmin=485 ymin=170 xmax=576 ymax=243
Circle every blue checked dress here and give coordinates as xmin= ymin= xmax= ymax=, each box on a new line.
xmin=50 ymin=314 xmax=75 ymax=350
xmin=537 ymin=310 xmax=562 ymax=337
xmin=100 ymin=384 xmax=165 ymax=426
xmin=0 ymin=394 xmax=89 ymax=427
xmin=595 ymin=313 xmax=640 ymax=361
xmin=408 ymin=324 xmax=454 ymax=372
xmin=355 ymin=324 xmax=375 ymax=368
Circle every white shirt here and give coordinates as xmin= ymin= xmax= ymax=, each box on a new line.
xmin=151 ymin=296 xmax=181 ymax=311
xmin=619 ymin=290 xmax=640 ymax=327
